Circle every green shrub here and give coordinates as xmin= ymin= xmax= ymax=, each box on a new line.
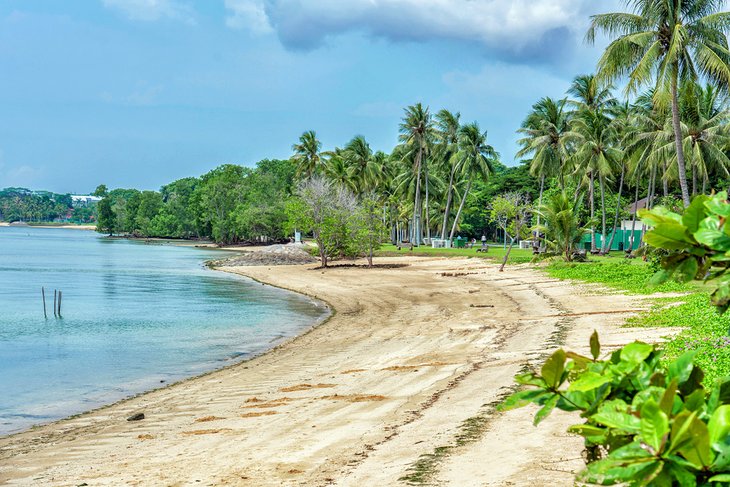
xmin=502 ymin=332 xmax=730 ymax=485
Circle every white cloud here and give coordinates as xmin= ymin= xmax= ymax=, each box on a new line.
xmin=224 ymin=0 xmax=617 ymax=55
xmin=224 ymin=0 xmax=273 ymax=34
xmin=102 ymin=0 xmax=195 ymax=24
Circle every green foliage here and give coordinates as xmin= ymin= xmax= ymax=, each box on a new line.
xmin=96 ymin=197 xmax=115 ymax=235
xmin=536 ymin=191 xmax=585 ymax=261
xmin=502 ymin=333 xmax=730 ymax=485
xmin=0 ymin=187 xmax=76 ymax=223
xmin=641 ymin=193 xmax=730 ymax=313
xmin=545 ymin=259 xmax=692 ymax=294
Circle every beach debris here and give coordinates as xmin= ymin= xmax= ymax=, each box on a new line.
xmin=469 ymin=304 xmax=494 ymax=308
xmin=182 ymin=428 xmax=232 ymax=435
xmin=320 ymin=394 xmax=387 ymax=402
xmin=137 ymin=434 xmax=154 ymax=440
xmin=279 ymin=383 xmax=336 ymax=393
xmin=241 ymin=411 xmax=278 ymax=418
xmin=340 ymin=369 xmax=366 ymax=374
xmin=127 ymin=412 xmax=145 ymax=421
xmin=194 ymin=416 xmax=225 ymax=422
xmin=210 ymin=244 xmax=317 ymax=267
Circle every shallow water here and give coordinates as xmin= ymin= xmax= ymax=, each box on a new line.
xmin=0 ymin=227 xmax=327 ymax=435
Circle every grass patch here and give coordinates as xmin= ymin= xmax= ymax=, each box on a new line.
xmin=544 ymin=259 xmax=692 ymax=294
xmin=626 ymin=292 xmax=730 ymax=384
xmin=543 ymin=259 xmax=730 ymax=384
xmin=375 ymin=244 xmax=534 ymax=264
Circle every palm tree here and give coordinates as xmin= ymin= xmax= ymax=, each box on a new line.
xmin=448 ymin=122 xmax=497 ymax=242
xmin=517 ymin=97 xmax=573 ymax=200
xmin=604 ymin=101 xmax=634 ymax=252
xmin=679 ymin=81 xmax=730 ymax=194
xmin=567 ymin=74 xmax=616 ymax=111
xmin=587 ymin=0 xmax=730 ymax=207
xmin=399 ymin=103 xmax=433 ymax=245
xmin=434 ymin=109 xmax=461 ymax=239
xmin=291 ymin=130 xmax=323 ymax=178
xmin=343 ymin=135 xmax=374 ymax=193
xmin=536 ymin=191 xmax=584 ymax=262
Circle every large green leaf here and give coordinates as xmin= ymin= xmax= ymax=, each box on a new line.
xmin=682 ymin=195 xmax=710 ymax=233
xmin=704 ymin=192 xmax=730 ymax=218
xmin=541 ymin=349 xmax=566 ymax=390
xmin=499 ymin=388 xmax=550 ymax=411
xmin=709 ymin=405 xmax=730 ymax=446
xmin=677 ymin=415 xmax=712 ymax=469
xmin=640 ymin=399 xmax=669 ymax=453
xmin=620 ymin=342 xmax=654 ymax=364
xmin=534 ymin=393 xmax=559 ymax=426
xmin=590 ymin=329 xmax=600 ymax=360
xmin=695 ymin=228 xmax=730 ymax=252
xmin=644 ymin=223 xmax=693 ymax=250
xmin=668 ymin=352 xmax=697 ymax=384
xmin=591 ymin=410 xmax=642 ymax=434
xmin=568 ymin=371 xmax=611 ymax=392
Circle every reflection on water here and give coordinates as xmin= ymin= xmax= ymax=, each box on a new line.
xmin=0 ymin=227 xmax=327 ymax=435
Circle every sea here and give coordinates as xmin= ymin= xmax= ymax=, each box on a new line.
xmin=0 ymin=226 xmax=328 ymax=435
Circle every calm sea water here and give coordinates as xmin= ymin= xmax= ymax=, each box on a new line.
xmin=0 ymin=226 xmax=327 ymax=435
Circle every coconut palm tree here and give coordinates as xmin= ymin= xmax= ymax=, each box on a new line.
xmin=448 ymin=122 xmax=497 ymax=242
xmin=537 ymin=191 xmax=585 ymax=262
xmin=291 ymin=130 xmax=322 ymax=178
xmin=399 ymin=103 xmax=434 ymax=245
xmin=567 ymin=74 xmax=617 ymax=111
xmin=587 ymin=0 xmax=730 ymax=207
xmin=342 ymin=135 xmax=374 ymax=193
xmin=434 ymin=109 xmax=461 ymax=240
xmin=679 ymin=81 xmax=730 ymax=194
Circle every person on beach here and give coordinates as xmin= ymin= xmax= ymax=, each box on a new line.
xmin=481 ymin=235 xmax=487 ymax=248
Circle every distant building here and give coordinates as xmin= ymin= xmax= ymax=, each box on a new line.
xmin=70 ymin=195 xmax=102 ymax=207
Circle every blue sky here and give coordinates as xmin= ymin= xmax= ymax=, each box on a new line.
xmin=0 ymin=0 xmax=620 ymax=193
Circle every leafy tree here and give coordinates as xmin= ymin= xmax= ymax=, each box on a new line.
xmin=96 ymin=197 xmax=115 ymax=235
xmin=351 ymin=193 xmax=386 ymax=267
xmin=537 ymin=191 xmax=585 ymax=262
xmin=587 ymin=0 xmax=730 ymax=207
xmin=489 ymin=193 xmax=532 ymax=271
xmin=93 ymin=184 xmax=108 ymax=197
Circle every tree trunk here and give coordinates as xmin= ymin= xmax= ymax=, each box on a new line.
xmin=703 ymin=175 xmax=708 ymax=195
xmin=500 ymin=236 xmax=517 ymax=272
xmin=692 ymin=163 xmax=697 ymax=197
xmin=536 ymin=174 xmax=544 ymax=245
xmin=629 ymin=175 xmax=640 ymax=252
xmin=605 ymin=163 xmax=625 ymax=254
xmin=441 ymin=164 xmax=457 ymax=239
xmin=449 ymin=179 xmax=472 ymax=242
xmin=589 ymin=171 xmax=596 ymax=253
xmin=671 ymin=77 xmax=691 ymax=207
xmin=663 ymin=162 xmax=669 ymax=197
xmin=413 ymin=148 xmax=422 ymax=245
xmin=599 ymin=173 xmax=607 ymax=254
xmin=423 ymin=164 xmax=431 ymax=243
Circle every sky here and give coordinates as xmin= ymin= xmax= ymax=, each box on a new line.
xmin=0 ymin=0 xmax=621 ymax=194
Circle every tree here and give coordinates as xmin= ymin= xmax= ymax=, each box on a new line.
xmin=449 ymin=122 xmax=497 ymax=242
xmin=93 ymin=184 xmax=108 ymax=197
xmin=489 ymin=193 xmax=532 ymax=272
xmin=435 ymin=109 xmax=462 ymax=239
xmin=292 ymin=130 xmax=322 ymax=179
xmin=289 ymin=176 xmax=358 ymax=268
xmin=399 ymin=103 xmax=433 ymax=246
xmin=537 ymin=191 xmax=585 ymax=262
xmin=587 ymin=0 xmax=730 ymax=207
xmin=351 ymin=192 xmax=386 ymax=267
xmin=96 ymin=197 xmax=115 ymax=235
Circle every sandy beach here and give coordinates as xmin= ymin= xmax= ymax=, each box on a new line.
xmin=0 ymin=257 xmax=680 ymax=486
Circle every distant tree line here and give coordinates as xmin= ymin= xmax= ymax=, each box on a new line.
xmin=0 ymin=188 xmax=94 ymax=223
xmin=95 ymin=159 xmax=296 ymax=244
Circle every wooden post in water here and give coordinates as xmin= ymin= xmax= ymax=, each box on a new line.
xmin=53 ymin=290 xmax=57 ymax=318
xmin=58 ymin=291 xmax=62 ymax=317
xmin=42 ymin=287 xmax=47 ymax=319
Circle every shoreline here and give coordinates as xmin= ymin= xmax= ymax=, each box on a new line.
xmin=0 ymin=257 xmax=681 ymax=486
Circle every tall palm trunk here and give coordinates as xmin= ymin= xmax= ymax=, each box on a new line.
xmin=702 ymin=175 xmax=708 ymax=195
xmin=589 ymin=171 xmax=596 ymax=253
xmin=662 ymin=162 xmax=669 ymax=197
xmin=605 ymin=163 xmax=625 ymax=253
xmin=629 ymin=175 xmax=640 ymax=252
xmin=671 ymin=77 xmax=691 ymax=207
xmin=441 ymin=164 xmax=457 ymax=240
xmin=449 ymin=179 xmax=472 ymax=242
xmin=691 ymin=163 xmax=697 ymax=197
xmin=599 ymin=173 xmax=607 ymax=254
xmin=536 ymin=174 xmax=545 ymax=245
xmin=412 ymin=148 xmax=422 ymax=245
xmin=424 ymin=162 xmax=430 ymax=243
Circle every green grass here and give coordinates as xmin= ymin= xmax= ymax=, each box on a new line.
xmin=543 ymin=258 xmax=730 ymax=384
xmin=544 ymin=258 xmax=692 ymax=294
xmin=375 ymin=243 xmax=535 ymax=264
xmin=626 ymin=293 xmax=730 ymax=384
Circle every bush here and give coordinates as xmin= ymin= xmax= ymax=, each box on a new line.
xmin=502 ymin=332 xmax=730 ymax=485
